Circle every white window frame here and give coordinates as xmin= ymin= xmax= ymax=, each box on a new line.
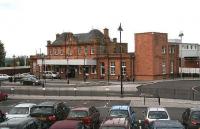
xmin=170 ymin=61 xmax=174 ymax=73
xmin=110 ymin=62 xmax=115 ymax=75
xmin=122 ymin=62 xmax=126 ymax=75
xmin=162 ymin=61 xmax=166 ymax=74
xmin=91 ymin=47 xmax=95 ymax=54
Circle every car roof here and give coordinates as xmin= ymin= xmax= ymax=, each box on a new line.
xmin=0 ymin=117 xmax=37 ymax=127
xmin=111 ymin=105 xmax=129 ymax=110
xmin=147 ymin=107 xmax=167 ymax=111
xmin=152 ymin=120 xmax=183 ymax=128
xmin=71 ymin=107 xmax=89 ymax=111
xmin=190 ymin=107 xmax=200 ymax=111
xmin=49 ymin=120 xmax=82 ymax=129
xmin=101 ymin=117 xmax=129 ymax=127
xmin=37 ymin=101 xmax=61 ymax=106
xmin=15 ymin=103 xmax=36 ymax=107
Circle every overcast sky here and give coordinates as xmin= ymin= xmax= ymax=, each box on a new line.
xmin=0 ymin=0 xmax=200 ymax=57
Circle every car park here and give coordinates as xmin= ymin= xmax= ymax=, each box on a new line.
xmin=149 ymin=120 xmax=184 ymax=129
xmin=0 ymin=92 xmax=8 ymax=101
xmin=20 ymin=76 xmax=42 ymax=86
xmin=30 ymin=101 xmax=70 ymax=129
xmin=100 ymin=117 xmax=132 ymax=129
xmin=49 ymin=120 xmax=85 ymax=129
xmin=6 ymin=103 xmax=36 ymax=120
xmin=108 ymin=105 xmax=136 ymax=127
xmin=0 ymin=117 xmax=41 ymax=129
xmin=67 ymin=106 xmax=100 ymax=129
xmin=143 ymin=107 xmax=170 ymax=128
xmin=182 ymin=107 xmax=200 ymax=129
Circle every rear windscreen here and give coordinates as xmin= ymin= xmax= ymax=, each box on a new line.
xmin=31 ymin=106 xmax=54 ymax=115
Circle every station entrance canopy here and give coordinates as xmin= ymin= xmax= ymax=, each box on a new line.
xmin=37 ymin=59 xmax=96 ymax=66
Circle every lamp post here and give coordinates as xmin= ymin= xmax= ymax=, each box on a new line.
xmin=66 ymin=55 xmax=69 ymax=84
xmin=41 ymin=53 xmax=45 ymax=87
xmin=13 ymin=55 xmax=16 ymax=82
xmin=83 ymin=53 xmax=86 ymax=82
xmin=179 ymin=32 xmax=184 ymax=79
xmin=118 ymin=23 xmax=123 ymax=97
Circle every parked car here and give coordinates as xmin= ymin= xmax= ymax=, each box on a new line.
xmin=100 ymin=117 xmax=132 ymax=129
xmin=0 ymin=110 xmax=6 ymax=123
xmin=108 ymin=105 xmax=136 ymax=127
xmin=20 ymin=77 xmax=42 ymax=86
xmin=30 ymin=101 xmax=70 ymax=129
xmin=6 ymin=103 xmax=36 ymax=120
xmin=43 ymin=71 xmax=60 ymax=79
xmin=49 ymin=120 xmax=85 ymax=129
xmin=67 ymin=106 xmax=100 ymax=129
xmin=0 ymin=74 xmax=10 ymax=81
xmin=143 ymin=107 xmax=170 ymax=128
xmin=149 ymin=120 xmax=184 ymax=129
xmin=0 ymin=92 xmax=8 ymax=101
xmin=182 ymin=107 xmax=200 ymax=129
xmin=0 ymin=117 xmax=41 ymax=129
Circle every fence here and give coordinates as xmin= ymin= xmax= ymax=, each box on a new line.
xmin=138 ymin=87 xmax=200 ymax=101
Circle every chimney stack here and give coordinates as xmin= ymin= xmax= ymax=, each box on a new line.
xmin=47 ymin=40 xmax=51 ymax=45
xmin=56 ymin=33 xmax=60 ymax=39
xmin=103 ymin=28 xmax=109 ymax=37
xmin=113 ymin=38 xmax=117 ymax=43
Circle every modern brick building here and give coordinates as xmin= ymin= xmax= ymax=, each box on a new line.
xmin=134 ymin=32 xmax=179 ymax=80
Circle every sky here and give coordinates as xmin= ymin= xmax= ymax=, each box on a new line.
xmin=0 ymin=0 xmax=200 ymax=57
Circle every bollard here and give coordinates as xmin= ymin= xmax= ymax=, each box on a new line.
xmin=144 ymin=96 xmax=146 ymax=105
xmin=158 ymin=96 xmax=161 ymax=105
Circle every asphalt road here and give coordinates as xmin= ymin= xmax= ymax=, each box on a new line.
xmin=138 ymin=80 xmax=200 ymax=100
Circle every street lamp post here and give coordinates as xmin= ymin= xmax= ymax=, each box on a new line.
xmin=179 ymin=32 xmax=184 ymax=79
xmin=41 ymin=53 xmax=45 ymax=87
xmin=118 ymin=23 xmax=123 ymax=97
xmin=83 ymin=53 xmax=86 ymax=82
xmin=13 ymin=55 xmax=16 ymax=82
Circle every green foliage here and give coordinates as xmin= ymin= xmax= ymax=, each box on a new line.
xmin=0 ymin=40 xmax=6 ymax=67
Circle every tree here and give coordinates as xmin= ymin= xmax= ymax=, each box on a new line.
xmin=0 ymin=40 xmax=6 ymax=67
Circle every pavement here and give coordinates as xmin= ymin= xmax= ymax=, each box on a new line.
xmin=3 ymin=79 xmax=200 ymax=108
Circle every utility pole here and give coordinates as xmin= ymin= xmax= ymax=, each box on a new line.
xmin=179 ymin=32 xmax=184 ymax=79
xmin=118 ymin=23 xmax=123 ymax=97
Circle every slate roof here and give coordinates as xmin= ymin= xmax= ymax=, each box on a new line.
xmin=52 ymin=29 xmax=104 ymax=45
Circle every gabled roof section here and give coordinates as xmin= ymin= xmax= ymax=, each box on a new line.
xmin=51 ymin=29 xmax=104 ymax=45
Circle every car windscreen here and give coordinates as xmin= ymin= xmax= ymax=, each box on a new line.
xmin=68 ymin=110 xmax=88 ymax=118
xmin=8 ymin=107 xmax=29 ymax=114
xmin=109 ymin=110 xmax=129 ymax=117
xmin=148 ymin=111 xmax=168 ymax=119
xmin=191 ymin=111 xmax=200 ymax=121
xmin=31 ymin=106 xmax=54 ymax=115
xmin=101 ymin=127 xmax=126 ymax=129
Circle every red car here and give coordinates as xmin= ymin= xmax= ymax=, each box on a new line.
xmin=67 ymin=106 xmax=100 ymax=129
xmin=0 ymin=92 xmax=8 ymax=101
xmin=49 ymin=120 xmax=84 ymax=129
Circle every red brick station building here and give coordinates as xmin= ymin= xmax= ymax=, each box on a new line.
xmin=30 ymin=28 xmax=200 ymax=81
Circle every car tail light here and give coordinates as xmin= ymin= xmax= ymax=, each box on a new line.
xmin=48 ymin=115 xmax=57 ymax=122
xmin=83 ymin=117 xmax=92 ymax=126
xmin=191 ymin=120 xmax=199 ymax=125
xmin=144 ymin=119 xmax=149 ymax=125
